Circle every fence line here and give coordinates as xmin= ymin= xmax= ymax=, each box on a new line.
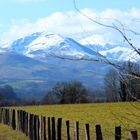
xmin=0 ymin=107 xmax=139 ymax=140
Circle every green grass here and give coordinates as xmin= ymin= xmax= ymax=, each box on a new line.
xmin=1 ymin=102 xmax=140 ymax=140
xmin=0 ymin=124 xmax=29 ymax=140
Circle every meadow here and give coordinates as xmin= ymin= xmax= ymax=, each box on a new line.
xmin=0 ymin=124 xmax=29 ymax=140
xmin=1 ymin=102 xmax=140 ymax=139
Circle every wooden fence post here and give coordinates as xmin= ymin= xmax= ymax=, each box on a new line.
xmin=130 ymin=130 xmax=138 ymax=140
xmin=66 ymin=120 xmax=70 ymax=140
xmin=95 ymin=124 xmax=103 ymax=140
xmin=85 ymin=124 xmax=90 ymax=140
xmin=5 ymin=108 xmax=7 ymax=124
xmin=15 ymin=109 xmax=18 ymax=130
xmin=0 ymin=108 xmax=1 ymax=123
xmin=0 ymin=108 xmax=3 ymax=123
xmin=37 ymin=115 xmax=40 ymax=140
xmin=2 ymin=108 xmax=5 ymax=124
xmin=5 ymin=108 xmax=7 ymax=125
xmin=52 ymin=117 xmax=56 ymax=140
xmin=19 ymin=110 xmax=21 ymax=131
xmin=74 ymin=121 xmax=79 ymax=140
xmin=12 ymin=109 xmax=16 ymax=130
xmin=7 ymin=109 xmax=10 ymax=125
xmin=27 ymin=113 xmax=30 ymax=137
xmin=29 ymin=114 xmax=34 ymax=140
xmin=10 ymin=109 xmax=13 ymax=127
xmin=22 ymin=110 xmax=25 ymax=133
xmin=115 ymin=126 xmax=121 ymax=140
xmin=25 ymin=112 xmax=29 ymax=136
xmin=5 ymin=109 xmax=7 ymax=124
xmin=1 ymin=108 xmax=4 ymax=124
xmin=57 ymin=118 xmax=62 ymax=140
xmin=39 ymin=116 xmax=43 ymax=140
xmin=48 ymin=117 xmax=51 ymax=140
xmin=8 ymin=109 xmax=10 ymax=125
xmin=20 ymin=110 xmax=23 ymax=132
xmin=17 ymin=110 xmax=19 ymax=131
xmin=43 ymin=117 xmax=47 ymax=140
xmin=7 ymin=109 xmax=9 ymax=125
xmin=23 ymin=111 xmax=25 ymax=133
xmin=33 ymin=115 xmax=37 ymax=140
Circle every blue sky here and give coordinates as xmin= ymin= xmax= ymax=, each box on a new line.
xmin=0 ymin=0 xmax=140 ymax=45
xmin=1 ymin=0 xmax=140 ymax=23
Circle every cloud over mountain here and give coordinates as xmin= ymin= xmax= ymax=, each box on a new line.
xmin=1 ymin=8 xmax=140 ymax=46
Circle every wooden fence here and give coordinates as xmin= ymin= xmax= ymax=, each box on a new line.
xmin=0 ymin=107 xmax=138 ymax=140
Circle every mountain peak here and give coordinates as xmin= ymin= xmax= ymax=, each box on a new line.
xmin=4 ymin=32 xmax=102 ymax=61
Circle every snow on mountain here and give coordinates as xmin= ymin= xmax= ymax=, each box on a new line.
xmin=10 ymin=32 xmax=42 ymax=53
xmin=100 ymin=46 xmax=138 ymax=61
xmin=9 ymin=32 xmax=104 ymax=62
xmin=0 ymin=51 xmax=48 ymax=79
xmin=1 ymin=32 xmax=140 ymax=62
xmin=80 ymin=35 xmax=107 ymax=46
xmin=79 ymin=36 xmax=140 ymax=62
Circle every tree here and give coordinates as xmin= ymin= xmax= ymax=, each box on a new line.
xmin=104 ymin=68 xmax=120 ymax=102
xmin=120 ymin=61 xmax=140 ymax=101
xmin=3 ymin=85 xmax=17 ymax=99
xmin=42 ymin=91 xmax=58 ymax=104
xmin=0 ymin=85 xmax=17 ymax=106
xmin=42 ymin=81 xmax=90 ymax=104
xmin=104 ymin=61 xmax=140 ymax=102
xmin=119 ymin=80 xmax=128 ymax=101
xmin=0 ymin=91 xmax=4 ymax=102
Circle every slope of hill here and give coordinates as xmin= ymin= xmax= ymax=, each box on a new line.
xmin=0 ymin=51 xmax=48 ymax=79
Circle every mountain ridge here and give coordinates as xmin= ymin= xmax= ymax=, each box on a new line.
xmin=1 ymin=32 xmax=138 ymax=62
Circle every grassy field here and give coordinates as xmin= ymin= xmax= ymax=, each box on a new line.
xmin=0 ymin=124 xmax=29 ymax=140
xmin=15 ymin=102 xmax=140 ymax=139
xmin=1 ymin=102 xmax=140 ymax=140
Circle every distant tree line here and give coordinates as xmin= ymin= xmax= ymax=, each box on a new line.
xmin=0 ymin=81 xmax=93 ymax=106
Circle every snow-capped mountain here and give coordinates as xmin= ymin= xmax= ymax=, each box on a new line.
xmin=79 ymin=35 xmax=140 ymax=62
xmin=99 ymin=46 xmax=137 ymax=61
xmin=2 ymin=32 xmax=139 ymax=62
xmin=9 ymin=32 xmax=104 ymax=62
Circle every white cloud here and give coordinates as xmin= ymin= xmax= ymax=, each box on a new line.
xmin=1 ymin=8 xmax=140 ymax=46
